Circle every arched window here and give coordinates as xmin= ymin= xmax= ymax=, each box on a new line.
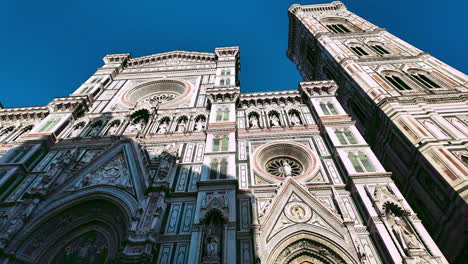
xmin=220 ymin=79 xmax=225 ymax=86
xmin=350 ymin=45 xmax=368 ymax=56
xmin=219 ymin=159 xmax=228 ymax=179
xmin=213 ymin=135 xmax=228 ymax=151
xmin=216 ymin=108 xmax=229 ymax=122
xmin=326 ymin=24 xmax=351 ymax=33
xmin=221 ymin=70 xmax=226 ymax=75
xmin=225 ymin=78 xmax=231 ymax=85
xmin=348 ymin=152 xmax=375 ymax=173
xmin=408 ymin=70 xmax=441 ymax=89
xmin=38 ymin=119 xmax=60 ymax=133
xmin=223 ymin=109 xmax=229 ymax=121
xmin=210 ymin=160 xmax=219 ymax=180
xmin=448 ymin=117 xmax=468 ymax=136
xmin=370 ymin=44 xmax=390 ymax=55
xmin=320 ymin=102 xmax=338 ymax=115
xmin=382 ymin=73 xmax=412 ymax=91
xmin=335 ymin=129 xmax=357 ymax=145
xmin=226 ymin=70 xmax=231 ymax=75
xmin=221 ymin=136 xmax=229 ymax=151
xmin=216 ymin=109 xmax=223 ymax=122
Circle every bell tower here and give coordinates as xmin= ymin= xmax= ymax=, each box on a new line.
xmin=287 ymin=2 xmax=467 ymax=262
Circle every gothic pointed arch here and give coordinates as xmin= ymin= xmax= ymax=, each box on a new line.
xmin=10 ymin=190 xmax=136 ymax=264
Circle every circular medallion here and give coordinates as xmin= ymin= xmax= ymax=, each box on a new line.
xmin=285 ymin=202 xmax=312 ymax=223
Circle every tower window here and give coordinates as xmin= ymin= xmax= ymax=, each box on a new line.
xmin=384 ymin=75 xmax=412 ymax=91
xmin=220 ymin=79 xmax=225 ymax=85
xmin=320 ymin=102 xmax=338 ymax=115
xmin=213 ymin=135 xmax=228 ymax=152
xmin=411 ymin=74 xmax=441 ymax=88
xmin=225 ymin=78 xmax=231 ymax=85
xmin=348 ymin=152 xmax=375 ymax=173
xmin=370 ymin=45 xmax=390 ymax=55
xmin=216 ymin=108 xmax=230 ymax=122
xmin=210 ymin=159 xmax=228 ymax=180
xmin=350 ymin=46 xmax=368 ymax=56
xmin=335 ymin=129 xmax=357 ymax=145
xmin=326 ymin=24 xmax=351 ymax=33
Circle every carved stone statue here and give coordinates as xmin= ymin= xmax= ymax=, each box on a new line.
xmin=270 ymin=115 xmax=280 ymax=127
xmin=107 ymin=122 xmax=120 ymax=135
xmin=390 ymin=215 xmax=421 ymax=251
xmin=290 ymin=113 xmax=301 ymax=126
xmin=194 ymin=119 xmax=205 ymax=132
xmin=249 ymin=115 xmax=259 ymax=128
xmin=176 ymin=120 xmax=186 ymax=133
xmin=206 ymin=236 xmax=219 ymax=257
xmin=126 ymin=119 xmax=144 ymax=133
xmin=87 ymin=124 xmax=101 ymax=137
xmin=69 ymin=124 xmax=83 ymax=138
xmin=157 ymin=121 xmax=169 ymax=134
xmin=282 ymin=161 xmax=292 ymax=176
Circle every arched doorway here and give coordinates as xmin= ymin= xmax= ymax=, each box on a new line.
xmin=15 ymin=199 xmax=131 ymax=264
xmin=267 ymin=232 xmax=358 ymax=264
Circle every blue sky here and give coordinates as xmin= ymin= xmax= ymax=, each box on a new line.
xmin=1 ymin=0 xmax=466 ymax=108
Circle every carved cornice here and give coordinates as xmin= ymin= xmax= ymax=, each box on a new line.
xmin=0 ymin=106 xmax=49 ymax=122
xmin=47 ymin=96 xmax=91 ymax=114
xmin=206 ymin=86 xmax=240 ymax=103
xmin=127 ymin=51 xmax=216 ymax=68
xmin=300 ymin=80 xmax=338 ymax=97
xmin=239 ymin=90 xmax=302 ymax=107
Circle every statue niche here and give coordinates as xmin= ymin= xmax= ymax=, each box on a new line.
xmin=384 ymin=203 xmax=423 ymax=255
xmin=202 ymin=210 xmax=224 ymax=264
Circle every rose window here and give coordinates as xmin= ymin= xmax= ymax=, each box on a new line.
xmin=251 ymin=141 xmax=319 ymax=181
xmin=265 ymin=157 xmax=303 ymax=177
xmin=143 ymin=93 xmax=177 ymax=105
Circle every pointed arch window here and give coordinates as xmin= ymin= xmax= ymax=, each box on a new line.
xmin=384 ymin=75 xmax=412 ymax=91
xmin=220 ymin=79 xmax=225 ymax=86
xmin=320 ymin=102 xmax=338 ymax=115
xmin=210 ymin=160 xmax=219 ymax=180
xmin=219 ymin=159 xmax=228 ymax=179
xmin=350 ymin=46 xmax=368 ymax=56
xmin=370 ymin=45 xmax=390 ymax=55
xmin=209 ymin=159 xmax=228 ymax=180
xmin=348 ymin=152 xmax=375 ymax=173
xmin=335 ymin=129 xmax=357 ymax=145
xmin=221 ymin=70 xmax=226 ymax=75
xmin=326 ymin=24 xmax=351 ymax=33
xmin=225 ymin=78 xmax=231 ymax=85
xmin=216 ymin=108 xmax=230 ymax=122
xmin=38 ymin=119 xmax=60 ymax=133
xmin=213 ymin=135 xmax=228 ymax=152
xmin=410 ymin=73 xmax=441 ymax=88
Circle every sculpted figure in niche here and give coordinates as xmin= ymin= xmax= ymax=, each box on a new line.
xmin=206 ymin=236 xmax=219 ymax=257
xmin=388 ymin=213 xmax=421 ymax=251
xmin=282 ymin=161 xmax=292 ymax=176
xmin=176 ymin=119 xmax=187 ymax=133
xmin=157 ymin=121 xmax=169 ymax=134
xmin=69 ymin=124 xmax=84 ymax=138
xmin=87 ymin=123 xmax=101 ymax=137
xmin=106 ymin=121 xmax=120 ymax=135
xmin=249 ymin=115 xmax=259 ymax=128
xmin=194 ymin=118 xmax=206 ymax=132
xmin=290 ymin=112 xmax=301 ymax=126
xmin=270 ymin=114 xmax=280 ymax=127
xmin=126 ymin=119 xmax=144 ymax=133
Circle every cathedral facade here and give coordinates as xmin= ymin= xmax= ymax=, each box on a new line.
xmin=0 ymin=2 xmax=461 ymax=264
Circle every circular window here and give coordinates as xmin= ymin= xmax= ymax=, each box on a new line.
xmin=252 ymin=141 xmax=319 ymax=181
xmin=122 ymin=79 xmax=192 ymax=107
xmin=265 ymin=157 xmax=303 ymax=177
